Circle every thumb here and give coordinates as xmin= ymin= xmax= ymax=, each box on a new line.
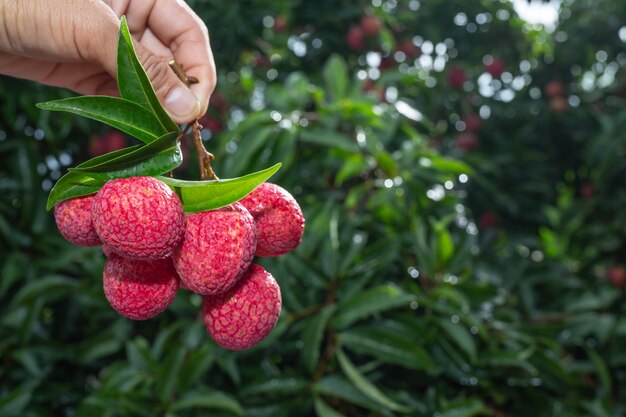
xmin=134 ymin=43 xmax=201 ymax=124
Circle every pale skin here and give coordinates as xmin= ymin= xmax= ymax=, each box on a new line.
xmin=0 ymin=0 xmax=216 ymax=124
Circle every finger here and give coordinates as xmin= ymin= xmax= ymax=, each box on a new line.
xmin=134 ymin=41 xmax=201 ymax=124
xmin=141 ymin=0 xmax=216 ymax=115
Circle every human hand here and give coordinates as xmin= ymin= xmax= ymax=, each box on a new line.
xmin=0 ymin=0 xmax=215 ymax=124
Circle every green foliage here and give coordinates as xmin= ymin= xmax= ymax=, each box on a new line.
xmin=1 ymin=1 xmax=626 ymax=417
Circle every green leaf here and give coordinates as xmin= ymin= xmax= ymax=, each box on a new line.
xmin=11 ymin=275 xmax=79 ymax=305
xmin=117 ymin=16 xmax=178 ymax=134
xmin=440 ymin=399 xmax=488 ymax=417
xmin=336 ymin=348 xmax=411 ymax=413
xmin=158 ymin=163 xmax=281 ymax=213
xmin=323 ymin=54 xmax=349 ymax=100
xmin=71 ymin=131 xmax=179 ymax=173
xmin=437 ymin=319 xmax=477 ymax=363
xmin=331 ymin=284 xmax=416 ymax=329
xmin=46 ymin=132 xmax=181 ymax=210
xmin=298 ymin=128 xmax=359 ymax=153
xmin=339 ymin=326 xmax=437 ymax=372
xmin=45 ymin=172 xmax=101 ymax=211
xmin=36 ymin=97 xmax=167 ymax=143
xmin=301 ymin=305 xmax=336 ymax=375
xmin=313 ymin=398 xmax=346 ymax=417
xmin=313 ymin=376 xmax=392 ymax=415
xmin=586 ymin=348 xmax=612 ymax=395
xmin=240 ymin=377 xmax=308 ymax=397
xmin=170 ymin=390 xmax=244 ymax=415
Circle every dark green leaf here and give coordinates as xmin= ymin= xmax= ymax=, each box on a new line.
xmin=117 ymin=16 xmax=178 ymax=134
xmin=437 ymin=319 xmax=477 ymax=363
xmin=313 ymin=398 xmax=346 ymax=417
xmin=323 ymin=54 xmax=349 ymax=100
xmin=301 ymin=305 xmax=336 ymax=375
xmin=298 ymin=128 xmax=359 ymax=153
xmin=170 ymin=390 xmax=244 ymax=415
xmin=158 ymin=163 xmax=281 ymax=213
xmin=440 ymin=399 xmax=488 ymax=417
xmin=331 ymin=285 xmax=416 ymax=329
xmin=313 ymin=376 xmax=392 ymax=416
xmin=336 ymin=348 xmax=411 ymax=413
xmin=46 ymin=132 xmax=181 ymax=210
xmin=45 ymin=171 xmax=101 ymax=211
xmin=70 ymin=131 xmax=179 ymax=173
xmin=36 ymin=97 xmax=167 ymax=143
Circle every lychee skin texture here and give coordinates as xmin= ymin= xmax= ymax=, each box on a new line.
xmin=103 ymin=254 xmax=179 ymax=320
xmin=54 ymin=195 xmax=101 ymax=247
xmin=239 ymin=183 xmax=305 ymax=257
xmin=173 ymin=203 xmax=257 ymax=295
xmin=202 ymin=264 xmax=281 ymax=350
xmin=92 ymin=176 xmax=185 ymax=260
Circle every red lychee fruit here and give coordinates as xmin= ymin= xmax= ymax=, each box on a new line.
xmin=239 ymin=182 xmax=304 ymax=257
xmin=544 ymin=80 xmax=564 ymax=99
xmin=447 ymin=66 xmax=466 ymax=89
xmin=54 ymin=195 xmax=101 ymax=246
xmin=347 ymin=26 xmax=365 ymax=51
xmin=360 ymin=15 xmax=382 ymax=37
xmin=478 ymin=212 xmax=498 ymax=229
xmin=396 ymin=39 xmax=420 ymax=58
xmin=485 ymin=59 xmax=505 ymax=78
xmin=92 ymin=176 xmax=185 ymax=260
xmin=549 ymin=96 xmax=569 ymax=113
xmin=463 ymin=114 xmax=482 ymax=133
xmin=103 ymin=254 xmax=180 ymax=320
xmin=199 ymin=114 xmax=224 ymax=132
xmin=273 ymin=15 xmax=287 ymax=32
xmin=579 ymin=183 xmax=594 ymax=199
xmin=456 ymin=132 xmax=478 ymax=151
xmin=202 ymin=264 xmax=281 ymax=350
xmin=209 ymin=92 xmax=230 ymax=114
xmin=88 ymin=131 xmax=127 ymax=157
xmin=173 ymin=203 xmax=257 ymax=295
xmin=607 ymin=266 xmax=626 ymax=290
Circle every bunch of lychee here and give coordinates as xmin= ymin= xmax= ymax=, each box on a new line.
xmin=54 ymin=176 xmax=304 ymax=350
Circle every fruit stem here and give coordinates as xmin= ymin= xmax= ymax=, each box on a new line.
xmin=192 ymin=121 xmax=219 ymax=181
xmin=169 ymin=60 xmax=218 ymax=181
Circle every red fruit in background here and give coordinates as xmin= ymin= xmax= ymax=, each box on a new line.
xmin=199 ymin=114 xmax=224 ymax=132
xmin=239 ymin=182 xmax=305 ymax=257
xmin=253 ymin=53 xmax=270 ymax=68
xmin=54 ymin=195 xmax=101 ymax=246
xmin=209 ymin=92 xmax=230 ymax=114
xmin=347 ymin=26 xmax=365 ymax=50
xmin=447 ymin=66 xmax=466 ymax=89
xmin=379 ymin=56 xmax=396 ymax=72
xmin=273 ymin=15 xmax=287 ymax=32
xmin=478 ymin=212 xmax=498 ymax=229
xmin=456 ymin=132 xmax=478 ymax=151
xmin=396 ymin=39 xmax=420 ymax=58
xmin=463 ymin=114 xmax=482 ymax=133
xmin=92 ymin=177 xmax=185 ymax=260
xmin=607 ymin=266 xmax=626 ymax=290
xmin=360 ymin=15 xmax=383 ymax=37
xmin=579 ymin=183 xmax=594 ymax=199
xmin=549 ymin=96 xmax=569 ymax=113
xmin=544 ymin=80 xmax=565 ymax=98
xmin=172 ymin=203 xmax=257 ymax=296
xmin=485 ymin=59 xmax=505 ymax=78
xmin=103 ymin=254 xmax=179 ymax=320
xmin=202 ymin=264 xmax=281 ymax=350
xmin=88 ymin=131 xmax=127 ymax=157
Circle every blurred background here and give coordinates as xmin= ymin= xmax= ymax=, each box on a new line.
xmin=2 ymin=0 xmax=626 ymax=415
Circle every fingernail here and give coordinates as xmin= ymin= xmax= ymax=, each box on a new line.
xmin=165 ymin=87 xmax=200 ymax=119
